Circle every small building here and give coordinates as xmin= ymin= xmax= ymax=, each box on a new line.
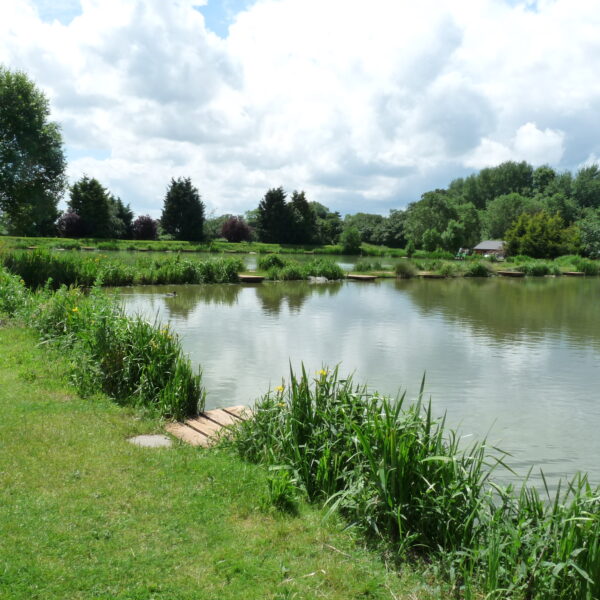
xmin=473 ymin=240 xmax=505 ymax=257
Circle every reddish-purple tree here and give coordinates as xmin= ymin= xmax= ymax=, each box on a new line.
xmin=221 ymin=216 xmax=251 ymax=243
xmin=56 ymin=210 xmax=85 ymax=238
xmin=132 ymin=215 xmax=158 ymax=240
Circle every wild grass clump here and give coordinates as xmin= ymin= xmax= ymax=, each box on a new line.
xmin=354 ymin=260 xmax=383 ymax=272
xmin=0 ymin=269 xmax=203 ymax=418
xmin=394 ymin=260 xmax=417 ymax=279
xmin=464 ymin=262 xmax=493 ymax=277
xmin=231 ymin=366 xmax=600 ymax=599
xmin=303 ymin=258 xmax=344 ymax=280
xmin=0 ymin=269 xmax=30 ymax=317
xmin=0 ymin=249 xmax=244 ymax=288
xmin=232 ymin=367 xmax=493 ymax=554
xmin=572 ymin=257 xmax=600 ymax=275
xmin=258 ymin=254 xmax=288 ymax=270
xmin=516 ymin=262 xmax=561 ymax=276
xmin=263 ymin=257 xmax=344 ymax=281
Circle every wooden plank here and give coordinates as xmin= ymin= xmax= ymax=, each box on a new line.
xmin=347 ymin=274 xmax=377 ymax=281
xmin=223 ymin=405 xmax=253 ymax=420
xmin=204 ymin=408 xmax=239 ymax=427
xmin=185 ymin=416 xmax=222 ymax=438
xmin=165 ymin=423 xmax=210 ymax=447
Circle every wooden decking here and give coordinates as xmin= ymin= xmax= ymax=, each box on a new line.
xmin=497 ymin=270 xmax=525 ymax=277
xmin=239 ymin=274 xmax=265 ymax=283
xmin=347 ymin=274 xmax=377 ymax=281
xmin=166 ymin=405 xmax=251 ymax=447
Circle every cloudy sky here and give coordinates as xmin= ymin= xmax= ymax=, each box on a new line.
xmin=1 ymin=0 xmax=600 ymax=218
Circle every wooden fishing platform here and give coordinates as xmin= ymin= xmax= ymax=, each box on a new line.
xmin=497 ymin=270 xmax=525 ymax=278
xmin=239 ymin=274 xmax=265 ymax=283
xmin=419 ymin=271 xmax=445 ymax=279
xmin=166 ymin=405 xmax=251 ymax=447
xmin=563 ymin=271 xmax=585 ymax=277
xmin=347 ymin=274 xmax=377 ymax=281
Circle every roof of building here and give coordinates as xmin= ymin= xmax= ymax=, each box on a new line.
xmin=473 ymin=240 xmax=505 ymax=251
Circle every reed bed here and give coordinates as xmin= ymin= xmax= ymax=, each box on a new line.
xmin=231 ymin=366 xmax=600 ymax=599
xmin=0 ymin=249 xmax=244 ymax=288
xmin=257 ymin=254 xmax=345 ymax=280
xmin=0 ymin=269 xmax=203 ymax=419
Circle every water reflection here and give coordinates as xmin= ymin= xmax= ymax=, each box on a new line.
xmin=120 ymin=278 xmax=600 ymax=486
xmin=256 ymin=280 xmax=343 ymax=315
xmin=397 ymin=277 xmax=600 ymax=348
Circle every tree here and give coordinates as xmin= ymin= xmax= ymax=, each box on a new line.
xmin=0 ymin=67 xmax=66 ymax=235
xmin=56 ymin=210 xmax=84 ymax=238
xmin=340 ymin=226 xmax=361 ymax=254
xmin=505 ymin=211 xmax=580 ymax=258
xmin=343 ymin=213 xmax=386 ymax=245
xmin=112 ymin=197 xmax=134 ymax=239
xmin=311 ymin=202 xmax=343 ymax=245
xmin=404 ymin=190 xmax=456 ymax=248
xmin=256 ymin=187 xmax=290 ymax=243
xmin=132 ymin=215 xmax=158 ymax=240
xmin=161 ymin=177 xmax=205 ymax=242
xmin=221 ymin=216 xmax=252 ymax=242
xmin=482 ymin=193 xmax=543 ymax=239
xmin=576 ymin=208 xmax=600 ymax=257
xmin=204 ymin=213 xmax=230 ymax=241
xmin=288 ymin=190 xmax=317 ymax=244
xmin=573 ymin=165 xmax=600 ymax=209
xmin=68 ymin=176 xmax=114 ymax=238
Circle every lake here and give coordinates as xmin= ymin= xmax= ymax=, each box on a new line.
xmin=120 ymin=276 xmax=600 ymax=486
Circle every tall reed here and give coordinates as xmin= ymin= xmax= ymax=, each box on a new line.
xmin=231 ymin=366 xmax=600 ymax=599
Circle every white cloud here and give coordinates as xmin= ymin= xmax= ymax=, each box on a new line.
xmin=466 ymin=122 xmax=565 ymax=169
xmin=1 ymin=0 xmax=600 ymax=216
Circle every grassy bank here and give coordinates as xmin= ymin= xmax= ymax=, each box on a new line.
xmin=0 ymin=326 xmax=441 ymax=599
xmin=231 ymin=367 xmax=600 ymax=600
xmin=0 ymin=268 xmax=203 ymax=419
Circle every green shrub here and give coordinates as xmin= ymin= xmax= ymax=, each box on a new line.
xmin=258 ymin=254 xmax=288 ymax=271
xmin=465 ymin=262 xmax=493 ymax=277
xmin=394 ymin=260 xmax=417 ymax=279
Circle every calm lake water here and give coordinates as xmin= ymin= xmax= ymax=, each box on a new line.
xmin=120 ymin=277 xmax=600 ymax=486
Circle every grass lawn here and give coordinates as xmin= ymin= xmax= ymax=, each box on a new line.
xmin=0 ymin=326 xmax=442 ymax=600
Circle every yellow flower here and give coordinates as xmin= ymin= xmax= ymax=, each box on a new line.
xmin=72 ymin=306 xmax=79 ymax=312
xmin=277 ymin=402 xmax=285 ymax=408
xmin=275 ymin=385 xmax=284 ymax=393
xmin=317 ymin=369 xmax=327 ymax=377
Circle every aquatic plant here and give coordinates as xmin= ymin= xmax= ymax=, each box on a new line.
xmin=394 ymin=260 xmax=417 ymax=279
xmin=231 ymin=366 xmax=600 ymax=599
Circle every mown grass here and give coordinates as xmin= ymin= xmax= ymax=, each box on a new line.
xmin=0 ymin=326 xmax=444 ymax=600
xmin=0 ymin=269 xmax=203 ymax=419
xmin=231 ymin=367 xmax=600 ymax=600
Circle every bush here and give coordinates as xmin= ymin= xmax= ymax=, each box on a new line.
xmin=221 ymin=216 xmax=252 ymax=243
xmin=340 ymin=227 xmax=362 ymax=254
xmin=257 ymin=254 xmax=288 ymax=271
xmin=395 ymin=260 xmax=417 ymax=279
xmin=56 ymin=211 xmax=85 ymax=238
xmin=132 ymin=215 xmax=159 ymax=241
xmin=465 ymin=262 xmax=493 ymax=277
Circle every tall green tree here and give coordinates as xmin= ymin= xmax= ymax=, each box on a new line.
xmin=68 ymin=176 xmax=113 ymax=238
xmin=573 ymin=165 xmax=600 ymax=209
xmin=505 ymin=211 xmax=580 ymax=258
xmin=288 ymin=190 xmax=317 ymax=244
xmin=482 ymin=193 xmax=543 ymax=239
xmin=161 ymin=177 xmax=205 ymax=242
xmin=257 ymin=187 xmax=290 ymax=243
xmin=0 ymin=67 xmax=66 ymax=235
xmin=310 ymin=202 xmax=343 ymax=245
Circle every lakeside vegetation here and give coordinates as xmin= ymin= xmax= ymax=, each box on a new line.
xmin=231 ymin=367 xmax=600 ymax=600
xmin=0 ymin=268 xmax=202 ymax=419
xmin=0 ymin=328 xmax=434 ymax=600
xmin=2 ymin=264 xmax=600 ymax=598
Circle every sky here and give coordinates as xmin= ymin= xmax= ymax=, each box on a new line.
xmin=1 ymin=0 xmax=600 ymax=219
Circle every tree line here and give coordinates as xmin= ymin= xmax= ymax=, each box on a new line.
xmin=2 ymin=67 xmax=600 ymax=257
